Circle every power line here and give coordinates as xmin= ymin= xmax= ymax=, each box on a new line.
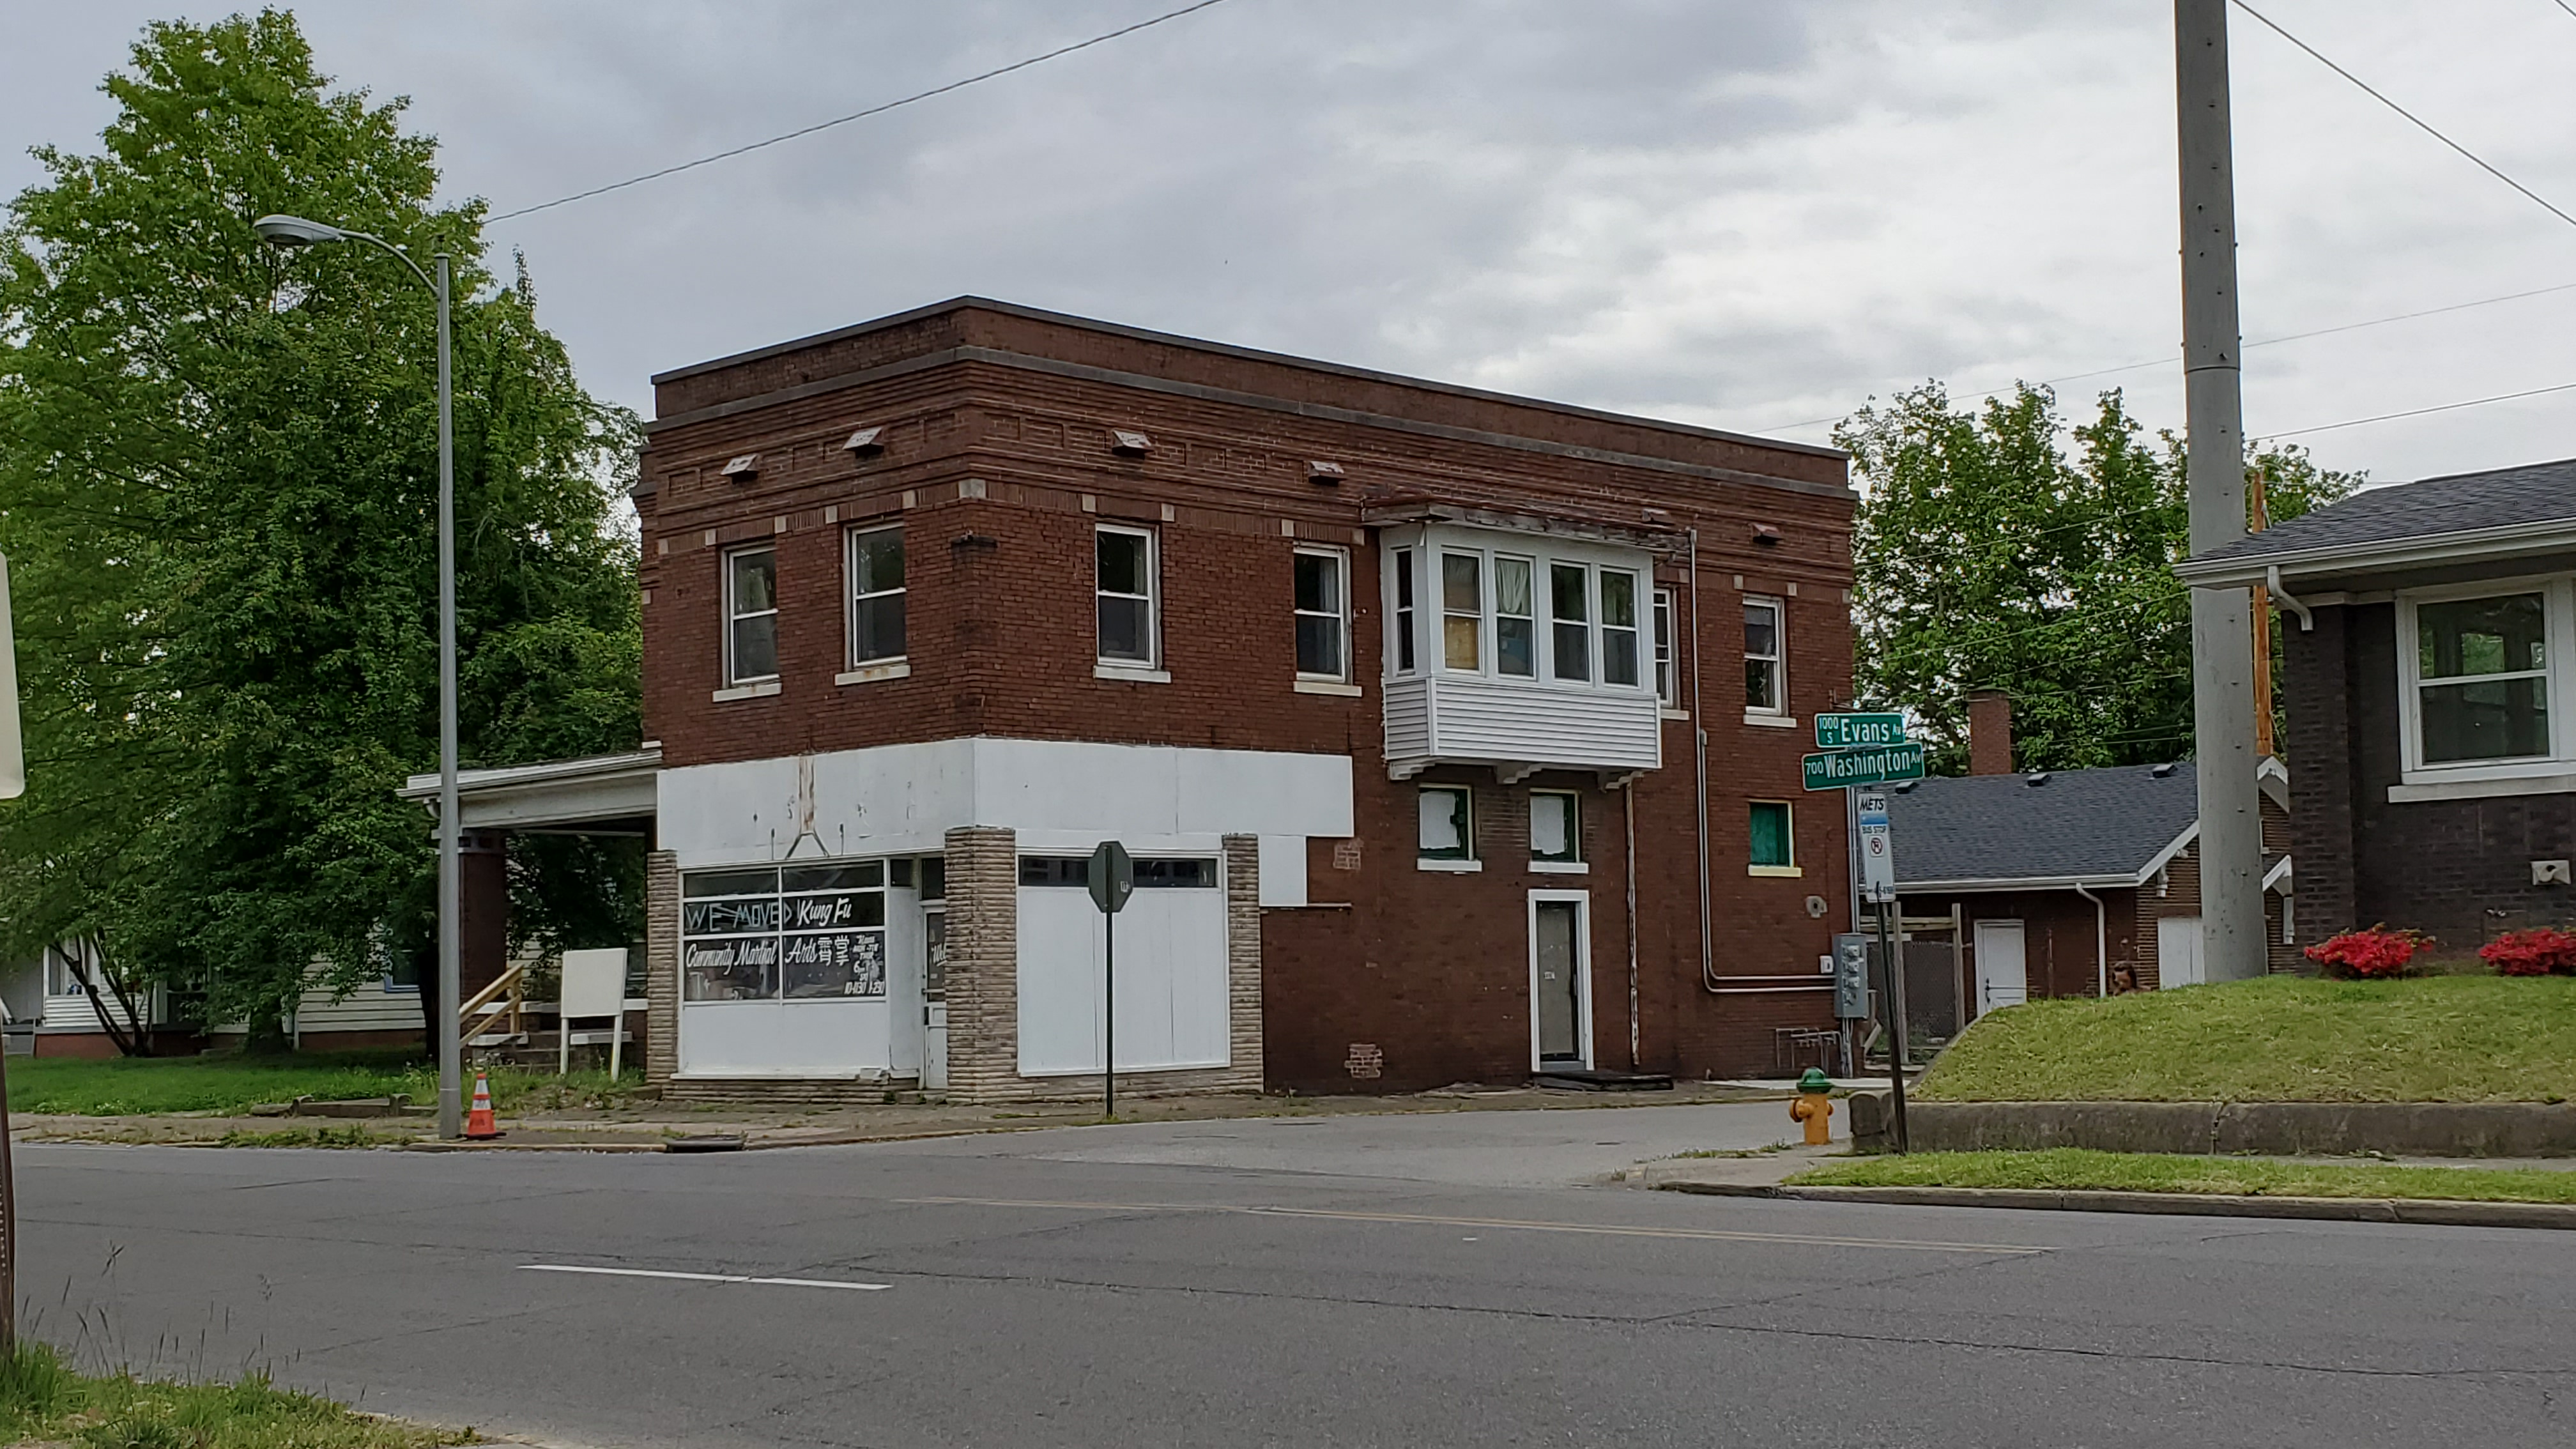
xmin=2266 ymin=379 xmax=2576 ymax=438
xmin=1752 ymin=277 xmax=2576 ymax=434
xmin=2550 ymin=0 xmax=2576 ymax=22
xmin=2230 ymin=0 xmax=2576 ymax=232
xmin=488 ymin=0 xmax=1238 ymax=223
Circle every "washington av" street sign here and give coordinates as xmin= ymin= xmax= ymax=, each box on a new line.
xmin=1801 ymin=741 xmax=1927 ymax=792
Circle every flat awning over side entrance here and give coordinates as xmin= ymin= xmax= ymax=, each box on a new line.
xmin=397 ymin=749 xmax=660 ymax=835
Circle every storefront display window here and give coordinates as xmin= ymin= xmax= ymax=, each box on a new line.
xmin=682 ymin=862 xmax=888 ymax=1002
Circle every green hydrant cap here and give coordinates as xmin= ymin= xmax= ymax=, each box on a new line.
xmin=1797 ymin=1068 xmax=1832 ymax=1092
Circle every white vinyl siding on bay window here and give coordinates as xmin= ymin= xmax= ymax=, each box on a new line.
xmin=1379 ymin=525 xmax=1663 ymax=779
xmin=2396 ymin=577 xmax=2576 ymax=788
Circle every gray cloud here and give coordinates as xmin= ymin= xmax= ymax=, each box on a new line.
xmin=4 ymin=0 xmax=2573 ymax=483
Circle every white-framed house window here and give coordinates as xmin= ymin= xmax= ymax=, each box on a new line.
xmin=1293 ymin=545 xmax=1350 ymax=681
xmin=1096 ymin=525 xmax=1160 ymax=670
xmin=1494 ymin=555 xmax=1537 ymax=678
xmin=845 ymin=525 xmax=905 ymax=667
xmin=2396 ymin=577 xmax=2575 ymax=782
xmin=1441 ymin=551 xmax=1483 ymax=671
xmin=1749 ymin=799 xmax=1798 ymax=877
xmin=1652 ymin=587 xmax=1678 ymax=709
xmin=1600 ymin=570 xmax=1641 ymax=687
xmin=1745 ymin=595 xmax=1786 ymax=715
xmin=1390 ymin=547 xmax=1418 ymax=674
xmin=1418 ymin=785 xmax=1478 ymax=870
xmin=1530 ymin=790 xmax=1583 ymax=870
xmin=724 ymin=546 xmax=779 ymax=686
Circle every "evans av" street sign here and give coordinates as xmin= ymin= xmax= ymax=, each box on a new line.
xmin=1813 ymin=711 xmax=1908 ymax=751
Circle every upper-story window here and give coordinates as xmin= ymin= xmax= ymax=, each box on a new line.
xmin=1601 ymin=571 xmax=1641 ymax=687
xmin=1441 ymin=553 xmax=1483 ymax=671
xmin=2400 ymin=583 xmax=2566 ymax=771
xmin=726 ymin=546 xmax=779 ymax=686
xmin=847 ymin=525 xmax=905 ymax=666
xmin=1097 ymin=525 xmax=1159 ymax=668
xmin=1550 ymin=564 xmax=1591 ymax=682
xmin=1392 ymin=547 xmax=1418 ymax=673
xmin=1294 ymin=546 xmax=1350 ymax=681
xmin=1653 ymin=588 xmax=1677 ymax=707
xmin=1495 ymin=556 xmax=1537 ymax=677
xmin=1745 ymin=596 xmax=1785 ymax=714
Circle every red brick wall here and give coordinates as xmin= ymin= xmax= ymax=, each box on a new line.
xmin=640 ymin=302 xmax=1856 ymax=1086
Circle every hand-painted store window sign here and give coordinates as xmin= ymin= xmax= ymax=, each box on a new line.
xmin=682 ymin=863 xmax=887 ymax=1002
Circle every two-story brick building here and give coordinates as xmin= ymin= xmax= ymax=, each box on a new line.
xmin=448 ymin=298 xmax=1858 ymax=1100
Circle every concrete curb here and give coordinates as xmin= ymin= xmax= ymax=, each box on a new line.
xmin=1652 ymin=1179 xmax=2576 ymax=1229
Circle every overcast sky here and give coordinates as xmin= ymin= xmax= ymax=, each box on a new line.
xmin=6 ymin=0 xmax=2575 ymax=486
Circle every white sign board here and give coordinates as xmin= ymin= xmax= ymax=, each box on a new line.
xmin=1857 ymin=789 xmax=1896 ymax=905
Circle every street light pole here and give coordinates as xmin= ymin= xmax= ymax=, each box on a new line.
xmin=254 ymin=215 xmax=463 ymax=1138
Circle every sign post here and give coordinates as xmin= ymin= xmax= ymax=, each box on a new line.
xmin=1807 ymin=712 xmax=1917 ymax=1152
xmin=0 ymin=555 xmax=24 ymax=1351
xmin=1086 ymin=840 xmax=1135 ymax=1119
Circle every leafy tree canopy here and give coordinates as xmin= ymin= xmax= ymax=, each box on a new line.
xmin=0 ymin=9 xmax=642 ymax=1040
xmin=1837 ymin=381 xmax=2357 ymax=776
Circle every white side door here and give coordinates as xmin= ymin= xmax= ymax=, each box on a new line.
xmin=2158 ymin=916 xmax=2205 ymax=988
xmin=1972 ymin=919 xmax=2027 ymax=1016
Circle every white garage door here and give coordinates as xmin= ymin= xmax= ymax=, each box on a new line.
xmin=2158 ymin=916 xmax=2205 ymax=988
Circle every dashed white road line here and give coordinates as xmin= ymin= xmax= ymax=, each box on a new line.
xmin=519 ymin=1264 xmax=890 ymax=1291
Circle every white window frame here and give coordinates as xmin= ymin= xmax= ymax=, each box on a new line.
xmin=723 ymin=544 xmax=779 ymax=688
xmin=1439 ymin=548 xmax=1485 ymax=674
xmin=1292 ymin=544 xmax=1353 ymax=684
xmin=1381 ymin=528 xmax=1655 ymax=698
xmin=843 ymin=524 xmax=907 ymax=675
xmin=1493 ymin=553 xmax=1538 ymax=679
xmin=1529 ymin=789 xmax=1585 ymax=873
xmin=1417 ymin=784 xmax=1480 ymax=871
xmin=1095 ymin=523 xmax=1162 ymax=674
xmin=1744 ymin=594 xmax=1787 ymax=718
xmin=2394 ymin=574 xmax=2576 ymax=786
xmin=1652 ymin=586 xmax=1680 ymax=712
xmin=1388 ymin=546 xmax=1420 ymax=677
xmin=1598 ymin=567 xmax=1643 ymax=690
xmin=1749 ymin=798 xmax=1800 ymax=877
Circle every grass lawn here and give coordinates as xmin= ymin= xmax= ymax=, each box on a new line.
xmin=1788 ymin=1148 xmax=2576 ymax=1204
xmin=0 ymin=1342 xmax=471 ymax=1447
xmin=1915 ymin=974 xmax=2576 ymax=1103
xmin=3 ymin=1050 xmax=645 ymax=1117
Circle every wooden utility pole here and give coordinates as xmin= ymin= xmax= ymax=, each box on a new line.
xmin=2250 ymin=466 xmax=2274 ymax=758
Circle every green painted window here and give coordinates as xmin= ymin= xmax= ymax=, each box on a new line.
xmin=1749 ymin=801 xmax=1793 ymax=869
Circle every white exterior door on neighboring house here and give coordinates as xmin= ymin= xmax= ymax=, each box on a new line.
xmin=1973 ymin=919 xmax=2028 ymax=1016
xmin=2159 ymin=916 xmax=2205 ymax=987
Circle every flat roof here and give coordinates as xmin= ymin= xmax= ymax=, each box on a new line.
xmin=650 ymin=295 xmax=1848 ymax=463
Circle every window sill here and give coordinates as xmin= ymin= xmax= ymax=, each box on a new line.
xmin=2390 ymin=771 xmax=2576 ymax=803
xmin=1744 ymin=712 xmax=1798 ymax=729
xmin=1096 ymin=664 xmax=1171 ymax=684
xmin=1660 ymin=707 xmax=1692 ymax=721
xmin=712 ymin=680 xmax=781 ymax=702
xmin=1417 ymin=858 xmax=1483 ymax=873
xmin=1748 ymin=864 xmax=1804 ymax=878
xmin=1530 ymin=860 xmax=1589 ymax=875
xmin=836 ymin=661 xmax=910 ymax=686
xmin=1294 ymin=678 xmax=1364 ymax=696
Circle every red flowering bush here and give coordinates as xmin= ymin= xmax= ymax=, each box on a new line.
xmin=2304 ymin=925 xmax=2428 ymax=979
xmin=2480 ymin=928 xmax=2576 ymax=977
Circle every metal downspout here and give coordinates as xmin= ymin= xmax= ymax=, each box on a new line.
xmin=1689 ymin=530 xmax=1715 ymax=993
xmin=2074 ymin=882 xmax=2110 ymax=997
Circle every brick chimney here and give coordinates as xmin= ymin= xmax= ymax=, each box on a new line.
xmin=1968 ymin=691 xmax=2013 ymax=776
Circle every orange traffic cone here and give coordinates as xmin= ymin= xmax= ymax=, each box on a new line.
xmin=464 ymin=1070 xmax=502 ymax=1140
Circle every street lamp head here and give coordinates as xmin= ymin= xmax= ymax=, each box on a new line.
xmin=252 ymin=213 xmax=348 ymax=249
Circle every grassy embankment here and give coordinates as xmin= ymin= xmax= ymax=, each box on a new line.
xmin=0 ymin=1340 xmax=470 ymax=1448
xmin=1790 ymin=1147 xmax=2576 ymax=1203
xmin=3 ymin=1049 xmax=643 ymax=1117
xmin=1915 ymin=974 xmax=2576 ymax=1103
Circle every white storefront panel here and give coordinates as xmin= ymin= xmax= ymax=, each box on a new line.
xmin=1016 ymin=856 xmax=1228 ymax=1077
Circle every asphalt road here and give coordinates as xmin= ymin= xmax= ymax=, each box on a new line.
xmin=15 ymin=1101 xmax=2573 ymax=1448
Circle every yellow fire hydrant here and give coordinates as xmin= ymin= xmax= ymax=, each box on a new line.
xmin=1789 ymin=1067 xmax=1835 ymax=1146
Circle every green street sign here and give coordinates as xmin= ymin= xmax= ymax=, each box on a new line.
xmin=1802 ymin=742 xmax=1927 ymax=791
xmin=1814 ymin=711 xmax=1908 ymax=750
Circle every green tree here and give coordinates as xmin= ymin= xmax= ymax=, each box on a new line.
xmin=1837 ymin=381 xmax=2354 ymax=775
xmin=0 ymin=10 xmax=642 ymax=1046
